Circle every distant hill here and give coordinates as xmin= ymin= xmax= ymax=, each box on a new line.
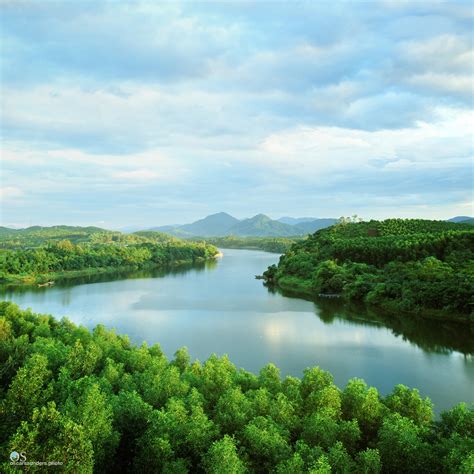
xmin=458 ymin=218 xmax=474 ymax=226
xmin=277 ymin=216 xmax=317 ymax=225
xmin=180 ymin=212 xmax=239 ymax=236
xmin=293 ymin=218 xmax=338 ymax=234
xmin=228 ymin=214 xmax=298 ymax=237
xmin=0 ymin=225 xmax=110 ymax=248
xmin=0 ymin=225 xmax=107 ymax=237
xmin=149 ymin=212 xmax=338 ymax=237
xmin=151 ymin=212 xmax=239 ymax=237
xmin=447 ymin=216 xmax=473 ymax=223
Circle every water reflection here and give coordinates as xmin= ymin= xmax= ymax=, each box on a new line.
xmin=268 ymin=286 xmax=474 ymax=356
xmin=1 ymin=248 xmax=472 ymax=414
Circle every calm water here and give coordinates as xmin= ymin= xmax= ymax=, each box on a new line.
xmin=1 ymin=249 xmax=473 ymax=413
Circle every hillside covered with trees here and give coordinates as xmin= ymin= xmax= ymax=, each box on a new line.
xmin=193 ymin=236 xmax=301 ymax=254
xmin=263 ymin=219 xmax=474 ymax=321
xmin=0 ymin=303 xmax=472 ymax=473
xmin=0 ymin=227 xmax=218 ymax=285
xmin=151 ymin=212 xmax=338 ymax=238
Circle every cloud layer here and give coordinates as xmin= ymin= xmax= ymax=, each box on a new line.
xmin=1 ymin=1 xmax=473 ymax=227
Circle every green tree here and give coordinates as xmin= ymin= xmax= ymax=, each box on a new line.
xmin=203 ymin=435 xmax=246 ymax=474
xmin=384 ymin=385 xmax=433 ymax=427
xmin=4 ymin=353 xmax=52 ymax=427
xmin=6 ymin=402 xmax=94 ymax=473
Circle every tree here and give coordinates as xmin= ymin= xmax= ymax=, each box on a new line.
xmin=355 ymin=448 xmax=381 ymax=473
xmin=242 ymin=416 xmax=291 ymax=471
xmin=6 ymin=402 xmax=94 ymax=472
xmin=203 ymin=435 xmax=246 ymax=474
xmin=4 ymin=354 xmax=52 ymax=428
xmin=342 ymin=378 xmax=385 ymax=437
xmin=377 ymin=414 xmax=435 ymax=473
xmin=214 ymin=387 xmax=252 ymax=433
xmin=384 ymin=385 xmax=433 ymax=427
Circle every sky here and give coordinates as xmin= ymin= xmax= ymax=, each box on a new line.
xmin=1 ymin=0 xmax=473 ymax=229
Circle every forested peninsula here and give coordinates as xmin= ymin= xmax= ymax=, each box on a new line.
xmin=263 ymin=219 xmax=474 ymax=321
xmin=193 ymin=236 xmax=300 ymax=254
xmin=1 ymin=302 xmax=473 ymax=473
xmin=0 ymin=227 xmax=218 ymax=286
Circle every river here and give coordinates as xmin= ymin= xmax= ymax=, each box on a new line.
xmin=1 ymin=248 xmax=472 ymax=413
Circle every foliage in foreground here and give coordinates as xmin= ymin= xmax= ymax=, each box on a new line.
xmin=264 ymin=219 xmax=474 ymax=320
xmin=0 ymin=303 xmax=473 ymax=473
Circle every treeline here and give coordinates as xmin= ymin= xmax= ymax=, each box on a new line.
xmin=0 ymin=225 xmax=111 ymax=249
xmin=0 ymin=303 xmax=472 ymax=473
xmin=0 ymin=225 xmax=178 ymax=250
xmin=192 ymin=236 xmax=301 ymax=254
xmin=264 ymin=219 xmax=474 ymax=320
xmin=0 ymin=238 xmax=218 ymax=285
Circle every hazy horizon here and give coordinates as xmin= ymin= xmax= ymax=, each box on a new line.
xmin=1 ymin=2 xmax=473 ymax=228
xmin=1 ymin=210 xmax=472 ymax=231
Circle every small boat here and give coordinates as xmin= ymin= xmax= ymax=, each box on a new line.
xmin=38 ymin=281 xmax=55 ymax=287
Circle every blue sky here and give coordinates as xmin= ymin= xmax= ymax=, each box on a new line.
xmin=1 ymin=0 xmax=473 ymax=228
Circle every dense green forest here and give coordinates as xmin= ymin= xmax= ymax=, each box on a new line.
xmin=193 ymin=236 xmax=301 ymax=254
xmin=0 ymin=226 xmax=111 ymax=249
xmin=263 ymin=219 xmax=474 ymax=321
xmin=0 ymin=303 xmax=472 ymax=473
xmin=0 ymin=227 xmax=218 ymax=285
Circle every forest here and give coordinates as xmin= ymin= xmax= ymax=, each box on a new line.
xmin=0 ymin=302 xmax=472 ymax=473
xmin=192 ymin=236 xmax=301 ymax=254
xmin=263 ymin=219 xmax=474 ymax=321
xmin=0 ymin=228 xmax=218 ymax=285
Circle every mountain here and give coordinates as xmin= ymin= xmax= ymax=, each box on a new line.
xmin=179 ymin=212 xmax=239 ymax=236
xmin=293 ymin=218 xmax=339 ymax=234
xmin=228 ymin=214 xmax=298 ymax=237
xmin=150 ymin=212 xmax=239 ymax=237
xmin=447 ymin=216 xmax=473 ymax=223
xmin=148 ymin=212 xmax=339 ymax=237
xmin=458 ymin=218 xmax=474 ymax=226
xmin=277 ymin=216 xmax=317 ymax=225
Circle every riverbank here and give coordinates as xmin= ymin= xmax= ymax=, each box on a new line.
xmin=263 ymin=220 xmax=474 ymax=323
xmin=191 ymin=236 xmax=299 ymax=253
xmin=3 ymin=247 xmax=472 ymax=416
xmin=266 ymin=273 xmax=473 ymax=324
xmin=0 ymin=255 xmax=219 ymax=288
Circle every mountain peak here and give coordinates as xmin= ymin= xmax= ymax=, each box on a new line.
xmin=249 ymin=213 xmax=271 ymax=221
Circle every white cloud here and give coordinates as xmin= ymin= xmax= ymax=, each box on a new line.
xmin=257 ymin=107 xmax=473 ymax=178
xmin=407 ymin=72 xmax=473 ymax=97
xmin=0 ymin=186 xmax=24 ymax=200
xmin=112 ymin=169 xmax=161 ymax=180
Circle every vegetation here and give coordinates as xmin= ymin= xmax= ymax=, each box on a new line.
xmin=0 ymin=226 xmax=111 ymax=249
xmin=0 ymin=227 xmax=218 ymax=285
xmin=193 ymin=236 xmax=301 ymax=254
xmin=152 ymin=212 xmax=335 ymax=238
xmin=264 ymin=219 xmax=474 ymax=321
xmin=0 ymin=302 xmax=472 ymax=473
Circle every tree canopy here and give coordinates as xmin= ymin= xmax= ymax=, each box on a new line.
xmin=264 ymin=219 xmax=474 ymax=320
xmin=1 ymin=302 xmax=472 ymax=472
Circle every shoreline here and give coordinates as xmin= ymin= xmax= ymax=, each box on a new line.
xmin=0 ymin=255 xmax=219 ymax=288
xmin=269 ymin=276 xmax=473 ymax=324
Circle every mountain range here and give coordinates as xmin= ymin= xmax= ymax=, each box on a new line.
xmin=447 ymin=216 xmax=474 ymax=224
xmin=149 ymin=212 xmax=338 ymax=237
